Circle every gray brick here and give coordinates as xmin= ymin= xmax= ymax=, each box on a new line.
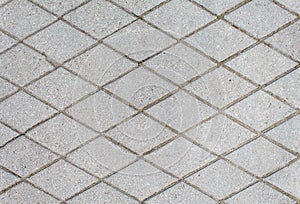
xmin=105 ymin=67 xmax=176 ymax=109
xmin=145 ymin=137 xmax=216 ymax=177
xmin=27 ymin=68 xmax=96 ymax=109
xmin=225 ymin=0 xmax=296 ymax=38
xmin=0 ymin=122 xmax=18 ymax=146
xmin=144 ymin=0 xmax=214 ymax=38
xmin=104 ymin=20 xmax=176 ymax=61
xmin=193 ymin=0 xmax=243 ymax=15
xmin=186 ymin=21 xmax=255 ymax=61
xmin=0 ymin=137 xmax=58 ymax=177
xmin=266 ymin=114 xmax=300 ymax=153
xmin=0 ymin=0 xmax=56 ymax=38
xmin=0 ymin=44 xmax=54 ymax=86
xmin=29 ymin=160 xmax=97 ymax=199
xmin=0 ymin=91 xmax=57 ymax=132
xmin=32 ymin=0 xmax=86 ymax=16
xmin=185 ymin=115 xmax=255 ymax=155
xmin=186 ymin=67 xmax=255 ymax=107
xmin=266 ymin=69 xmax=300 ymax=108
xmin=0 ymin=1 xmax=299 ymax=202
xmin=112 ymin=0 xmax=165 ymax=15
xmin=64 ymin=0 xmax=135 ymax=39
xmin=267 ymin=160 xmax=300 ymax=198
xmin=226 ymin=182 xmax=296 ymax=204
xmin=25 ymin=21 xmax=96 ymax=63
xmin=65 ymin=44 xmax=137 ymax=86
xmin=225 ymin=91 xmax=294 ymax=131
xmin=69 ymin=182 xmax=138 ymax=204
xmin=106 ymin=160 xmax=176 ymax=200
xmin=226 ymin=44 xmax=297 ymax=85
xmin=186 ymin=160 xmax=255 ymax=199
xmin=146 ymin=183 xmax=215 ymax=204
xmin=226 ymin=138 xmax=296 ymax=177
xmin=0 ymin=78 xmax=17 ymax=100
xmin=266 ymin=21 xmax=300 ymax=60
xmin=144 ymin=43 xmax=216 ymax=85
xmin=67 ymin=137 xmax=136 ymax=177
xmin=107 ymin=113 xmax=176 ymax=154
xmin=276 ymin=0 xmax=300 ymax=14
xmin=0 ymin=169 xmax=19 ymax=191
xmin=146 ymin=90 xmax=216 ymax=132
xmin=0 ymin=31 xmax=16 ymax=52
xmin=66 ymin=91 xmax=136 ymax=132
xmin=0 ymin=183 xmax=58 ymax=203
xmin=27 ymin=114 xmax=98 ymax=154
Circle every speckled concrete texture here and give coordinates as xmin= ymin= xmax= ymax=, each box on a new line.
xmin=0 ymin=0 xmax=299 ymax=203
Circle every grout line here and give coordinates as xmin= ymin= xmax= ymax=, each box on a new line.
xmin=0 ymin=0 xmax=299 ymax=202
xmin=271 ymin=0 xmax=300 ymax=17
xmin=62 ymin=0 xmax=300 ymax=201
xmin=0 ymin=0 xmax=13 ymax=8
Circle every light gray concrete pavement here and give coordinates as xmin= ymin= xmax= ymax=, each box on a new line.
xmin=0 ymin=0 xmax=299 ymax=203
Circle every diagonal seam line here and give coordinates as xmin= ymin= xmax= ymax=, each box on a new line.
xmin=1 ymin=0 xmax=298 ymax=201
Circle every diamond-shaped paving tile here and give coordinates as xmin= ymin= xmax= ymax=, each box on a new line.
xmin=144 ymin=0 xmax=214 ymax=38
xmin=226 ymin=138 xmax=296 ymax=177
xmin=0 ymin=183 xmax=58 ymax=203
xmin=144 ymin=43 xmax=216 ymax=85
xmin=226 ymin=182 xmax=296 ymax=204
xmin=104 ymin=20 xmax=176 ymax=61
xmin=32 ymin=0 xmax=86 ymax=16
xmin=0 ymin=169 xmax=19 ymax=191
xmin=0 ymin=0 xmax=56 ymax=39
xmin=69 ymin=182 xmax=138 ymax=203
xmin=185 ymin=21 xmax=255 ymax=61
xmin=266 ymin=21 xmax=300 ymax=60
xmin=266 ymin=69 xmax=300 ymax=108
xmin=112 ymin=0 xmax=165 ymax=15
xmin=65 ymin=44 xmax=137 ymax=86
xmin=145 ymin=137 xmax=215 ymax=177
xmin=186 ymin=67 xmax=255 ymax=107
xmin=0 ymin=78 xmax=17 ymax=100
xmin=276 ymin=0 xmax=300 ymax=14
xmin=66 ymin=90 xmax=135 ymax=132
xmin=0 ymin=137 xmax=57 ymax=177
xmin=146 ymin=183 xmax=215 ymax=204
xmin=64 ymin=0 xmax=135 ymax=39
xmin=27 ymin=68 xmax=96 ymax=109
xmin=185 ymin=115 xmax=255 ymax=155
xmin=267 ymin=160 xmax=300 ymax=198
xmin=29 ymin=160 xmax=97 ymax=199
xmin=0 ymin=31 xmax=16 ymax=53
xmin=0 ymin=44 xmax=54 ymax=86
xmin=0 ymin=91 xmax=56 ymax=132
xmin=105 ymin=67 xmax=176 ymax=109
xmin=225 ymin=0 xmax=296 ymax=38
xmin=193 ymin=0 xmax=243 ymax=15
xmin=186 ymin=160 xmax=255 ymax=199
xmin=107 ymin=113 xmax=176 ymax=154
xmin=146 ymin=90 xmax=216 ymax=132
xmin=106 ymin=160 xmax=176 ymax=200
xmin=225 ymin=91 xmax=294 ymax=131
xmin=24 ymin=21 xmax=96 ymax=63
xmin=226 ymin=44 xmax=297 ymax=85
xmin=266 ymin=114 xmax=300 ymax=153
xmin=0 ymin=122 xmax=18 ymax=146
xmin=27 ymin=114 xmax=98 ymax=154
xmin=67 ymin=137 xmax=137 ymax=177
